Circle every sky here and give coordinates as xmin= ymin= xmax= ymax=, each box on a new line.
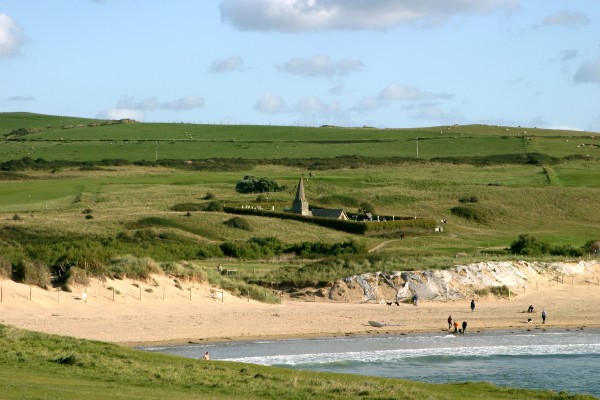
xmin=1 ymin=0 xmax=599 ymax=131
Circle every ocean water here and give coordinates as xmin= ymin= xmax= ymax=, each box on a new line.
xmin=141 ymin=329 xmax=600 ymax=398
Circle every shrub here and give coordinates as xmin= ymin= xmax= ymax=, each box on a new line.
xmin=204 ymin=192 xmax=216 ymax=200
xmin=0 ymin=256 xmax=12 ymax=278
xmin=12 ymin=260 xmax=51 ymax=288
xmin=358 ymin=202 xmax=376 ymax=215
xmin=12 ymin=214 xmax=22 ymax=221
xmin=223 ymin=216 xmax=252 ymax=231
xmin=82 ymin=208 xmax=93 ymax=215
xmin=105 ymin=255 xmax=161 ymax=280
xmin=509 ymin=234 xmax=549 ymax=255
xmin=84 ymin=214 xmax=94 ymax=220
xmin=550 ymin=244 xmax=583 ymax=257
xmin=235 ymin=175 xmax=282 ymax=193
xmin=459 ymin=195 xmax=479 ymax=203
xmin=583 ymin=240 xmax=600 ymax=254
xmin=66 ymin=267 xmax=90 ymax=286
xmin=490 ymin=285 xmax=510 ymax=297
xmin=171 ymin=203 xmax=204 ymax=212
xmin=205 ymin=200 xmax=224 ymax=212
xmin=450 ymin=206 xmax=484 ymax=222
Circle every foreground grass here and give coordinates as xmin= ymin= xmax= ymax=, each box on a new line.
xmin=0 ymin=325 xmax=593 ymax=400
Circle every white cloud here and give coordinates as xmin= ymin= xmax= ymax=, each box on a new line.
xmin=209 ymin=56 xmax=245 ymax=73
xmin=295 ymin=96 xmax=340 ymax=114
xmin=98 ymin=108 xmax=145 ymax=121
xmin=378 ymin=83 xmax=452 ymax=101
xmin=254 ymin=94 xmax=289 ymax=113
xmin=0 ymin=13 xmax=25 ymax=58
xmin=116 ymin=95 xmax=205 ymax=111
xmin=536 ymin=10 xmax=590 ymax=29
xmin=574 ymin=58 xmax=600 ymax=84
xmin=412 ymin=105 xmax=466 ymax=124
xmin=278 ymin=55 xmax=364 ymax=77
xmin=219 ymin=0 xmax=518 ymax=32
xmin=353 ymin=83 xmax=452 ymax=113
xmin=353 ymin=96 xmax=384 ymax=112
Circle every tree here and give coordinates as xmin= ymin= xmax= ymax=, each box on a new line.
xmin=358 ymin=202 xmax=376 ymax=215
xmin=235 ymin=175 xmax=282 ymax=193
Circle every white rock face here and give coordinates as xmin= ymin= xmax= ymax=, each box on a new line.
xmin=336 ymin=261 xmax=595 ymax=302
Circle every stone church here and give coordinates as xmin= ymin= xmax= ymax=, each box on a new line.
xmin=291 ymin=176 xmax=348 ymax=220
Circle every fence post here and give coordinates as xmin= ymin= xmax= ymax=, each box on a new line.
xmin=29 ymin=285 xmax=32 ymax=301
xmin=58 ymin=288 xmax=60 ymax=303
xmin=112 ymin=287 xmax=115 ymax=302
xmin=189 ymin=288 xmax=192 ymax=301
xmin=139 ymin=286 xmax=142 ymax=301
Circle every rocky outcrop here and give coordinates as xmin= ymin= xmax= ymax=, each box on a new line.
xmin=329 ymin=260 xmax=596 ymax=303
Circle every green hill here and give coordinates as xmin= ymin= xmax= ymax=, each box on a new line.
xmin=0 ymin=112 xmax=598 ymax=287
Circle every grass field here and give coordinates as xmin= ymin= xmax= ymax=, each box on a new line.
xmin=0 ymin=324 xmax=594 ymax=400
xmin=1 ymin=112 xmax=599 ymax=263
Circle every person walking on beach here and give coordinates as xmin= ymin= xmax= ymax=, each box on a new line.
xmin=541 ymin=309 xmax=547 ymax=324
xmin=470 ymin=299 xmax=476 ymax=312
xmin=447 ymin=315 xmax=453 ymax=330
xmin=462 ymin=320 xmax=467 ymax=334
xmin=453 ymin=321 xmax=459 ymax=333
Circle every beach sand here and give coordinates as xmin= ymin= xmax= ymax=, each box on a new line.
xmin=1 ymin=262 xmax=599 ymax=346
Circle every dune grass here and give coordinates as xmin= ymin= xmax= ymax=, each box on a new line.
xmin=0 ymin=324 xmax=594 ymax=400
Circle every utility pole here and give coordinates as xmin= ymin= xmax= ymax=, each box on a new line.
xmin=416 ymin=137 xmax=419 ymax=159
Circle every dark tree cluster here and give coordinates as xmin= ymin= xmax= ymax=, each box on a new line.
xmin=235 ymin=175 xmax=283 ymax=193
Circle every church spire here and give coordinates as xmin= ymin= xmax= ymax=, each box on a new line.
xmin=292 ymin=175 xmax=310 ymax=215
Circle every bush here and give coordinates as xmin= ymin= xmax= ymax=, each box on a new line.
xmin=0 ymin=256 xmax=12 ymax=278
xmin=509 ymin=234 xmax=550 ymax=255
xmin=459 ymin=195 xmax=479 ymax=203
xmin=235 ymin=175 xmax=282 ymax=193
xmin=105 ymin=255 xmax=161 ymax=280
xmin=205 ymin=200 xmax=224 ymax=212
xmin=358 ymin=202 xmax=376 ymax=214
xmin=12 ymin=260 xmax=51 ymax=288
xmin=490 ymin=285 xmax=510 ymax=297
xmin=204 ymin=192 xmax=216 ymax=200
xmin=171 ymin=203 xmax=204 ymax=212
xmin=223 ymin=217 xmax=252 ymax=231
xmin=450 ymin=206 xmax=484 ymax=222
xmin=583 ymin=240 xmax=600 ymax=255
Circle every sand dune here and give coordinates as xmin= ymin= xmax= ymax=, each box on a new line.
xmin=1 ymin=262 xmax=599 ymax=346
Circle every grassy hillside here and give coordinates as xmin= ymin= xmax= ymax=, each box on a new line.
xmin=0 ymin=113 xmax=598 ymax=289
xmin=0 ymin=324 xmax=593 ymax=400
xmin=1 ymin=112 xmax=598 ymax=162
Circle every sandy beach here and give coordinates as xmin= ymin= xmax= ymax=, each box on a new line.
xmin=1 ymin=262 xmax=599 ymax=347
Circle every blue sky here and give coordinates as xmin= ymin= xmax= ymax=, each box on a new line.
xmin=1 ymin=0 xmax=599 ymax=131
